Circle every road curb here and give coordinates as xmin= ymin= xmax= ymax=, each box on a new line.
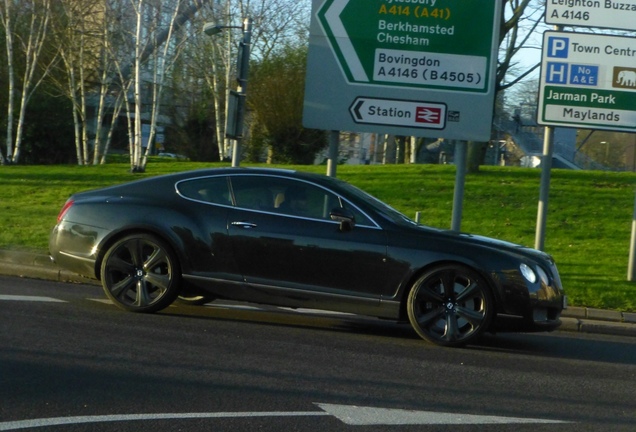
xmin=0 ymin=250 xmax=99 ymax=285
xmin=1 ymin=250 xmax=634 ymax=338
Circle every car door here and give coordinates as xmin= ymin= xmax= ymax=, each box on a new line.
xmin=227 ymin=175 xmax=390 ymax=301
xmin=175 ymin=175 xmax=240 ymax=282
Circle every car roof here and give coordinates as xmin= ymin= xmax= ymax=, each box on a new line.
xmin=170 ymin=167 xmax=338 ymax=186
xmin=72 ymin=167 xmax=341 ymax=199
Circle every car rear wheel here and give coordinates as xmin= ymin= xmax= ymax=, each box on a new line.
xmin=100 ymin=233 xmax=180 ymax=313
xmin=407 ymin=264 xmax=493 ymax=347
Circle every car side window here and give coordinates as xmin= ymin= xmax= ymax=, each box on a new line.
xmin=177 ymin=177 xmax=232 ymax=206
xmin=230 ymin=176 xmax=279 ymax=212
xmin=231 ymin=176 xmax=340 ymax=221
xmin=229 ymin=175 xmax=377 ymax=226
xmin=274 ymin=181 xmax=340 ymax=220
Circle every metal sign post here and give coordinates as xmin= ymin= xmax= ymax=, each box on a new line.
xmin=535 ymin=127 xmax=555 ymax=251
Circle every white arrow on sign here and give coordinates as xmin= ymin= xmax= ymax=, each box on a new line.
xmin=350 ymin=97 xmax=447 ymax=130
xmin=0 ymin=403 xmax=569 ymax=430
xmin=320 ymin=0 xmax=369 ymax=82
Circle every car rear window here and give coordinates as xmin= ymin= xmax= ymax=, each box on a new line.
xmin=177 ymin=177 xmax=232 ymax=206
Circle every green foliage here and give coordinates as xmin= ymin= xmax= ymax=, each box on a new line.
xmin=19 ymin=92 xmax=76 ymax=164
xmin=248 ymin=45 xmax=327 ymax=163
xmin=1 ymin=162 xmax=635 ymax=312
xmin=165 ymin=116 xmax=220 ymax=163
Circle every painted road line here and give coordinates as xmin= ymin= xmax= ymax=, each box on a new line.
xmin=0 ymin=295 xmax=65 ymax=303
xmin=0 ymin=403 xmax=569 ymax=430
xmin=0 ymin=411 xmax=329 ymax=431
xmin=316 ymin=403 xmax=570 ymax=425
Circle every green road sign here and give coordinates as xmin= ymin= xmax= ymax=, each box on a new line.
xmin=303 ymin=0 xmax=501 ymax=141
xmin=546 ymin=0 xmax=636 ymax=32
xmin=317 ymin=0 xmax=496 ymax=92
xmin=538 ymin=31 xmax=636 ymax=132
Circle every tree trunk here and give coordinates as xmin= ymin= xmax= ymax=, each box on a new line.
xmin=2 ymin=0 xmax=16 ymax=164
xmin=466 ymin=141 xmax=489 ymax=173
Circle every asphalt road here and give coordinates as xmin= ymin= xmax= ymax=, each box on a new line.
xmin=1 ymin=276 xmax=635 ymax=432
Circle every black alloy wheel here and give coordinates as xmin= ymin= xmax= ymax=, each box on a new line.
xmin=100 ymin=233 xmax=181 ymax=313
xmin=407 ymin=264 xmax=493 ymax=347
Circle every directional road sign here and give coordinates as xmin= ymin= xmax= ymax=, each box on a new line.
xmin=537 ymin=31 xmax=636 ymax=132
xmin=350 ymin=97 xmax=446 ymax=130
xmin=546 ymin=0 xmax=636 ymax=32
xmin=303 ymin=0 xmax=501 ymax=141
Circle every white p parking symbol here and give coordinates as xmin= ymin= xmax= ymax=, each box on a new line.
xmin=547 ymin=37 xmax=569 ymax=58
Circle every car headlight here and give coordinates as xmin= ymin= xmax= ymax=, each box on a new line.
xmin=520 ymin=263 xmax=537 ymax=283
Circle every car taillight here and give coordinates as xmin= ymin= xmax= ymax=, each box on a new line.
xmin=57 ymin=199 xmax=74 ymax=223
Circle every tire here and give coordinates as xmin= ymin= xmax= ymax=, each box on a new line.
xmin=100 ymin=233 xmax=181 ymax=313
xmin=177 ymin=295 xmax=215 ymax=306
xmin=407 ymin=264 xmax=493 ymax=347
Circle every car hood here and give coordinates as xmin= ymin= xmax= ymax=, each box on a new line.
xmin=464 ymin=233 xmax=555 ymax=265
xmin=415 ymin=224 xmax=553 ymax=264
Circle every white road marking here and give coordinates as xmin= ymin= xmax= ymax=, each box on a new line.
xmin=87 ymin=298 xmax=112 ymax=304
xmin=0 ymin=295 xmax=65 ymax=303
xmin=316 ymin=403 xmax=570 ymax=425
xmin=207 ymin=304 xmax=264 ymax=312
xmin=283 ymin=307 xmax=356 ymax=316
xmin=0 ymin=403 xmax=569 ymax=430
xmin=0 ymin=411 xmax=329 ymax=431
xmin=208 ymin=303 xmax=355 ymax=317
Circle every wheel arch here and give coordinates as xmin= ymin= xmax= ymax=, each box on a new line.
xmin=93 ymin=226 xmax=185 ymax=281
xmin=396 ymin=259 xmax=500 ymax=322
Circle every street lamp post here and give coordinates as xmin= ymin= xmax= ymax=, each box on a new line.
xmin=203 ymin=17 xmax=252 ymax=167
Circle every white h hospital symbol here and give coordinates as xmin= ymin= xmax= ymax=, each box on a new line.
xmin=545 ymin=36 xmax=569 ymax=84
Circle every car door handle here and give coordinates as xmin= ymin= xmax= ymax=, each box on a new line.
xmin=231 ymin=221 xmax=258 ymax=229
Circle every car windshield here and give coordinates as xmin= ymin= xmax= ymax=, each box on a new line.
xmin=333 ymin=179 xmax=417 ymax=226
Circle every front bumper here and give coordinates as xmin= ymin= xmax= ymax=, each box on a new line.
xmin=492 ymin=261 xmax=566 ymax=333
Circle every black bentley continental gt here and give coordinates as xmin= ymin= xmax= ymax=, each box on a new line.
xmin=49 ymin=168 xmax=566 ymax=347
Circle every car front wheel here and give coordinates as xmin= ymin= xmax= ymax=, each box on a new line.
xmin=407 ymin=264 xmax=493 ymax=347
xmin=100 ymin=233 xmax=180 ymax=313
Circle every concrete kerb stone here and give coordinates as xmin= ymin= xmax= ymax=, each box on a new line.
xmin=1 ymin=250 xmax=635 ymax=337
xmin=566 ymin=305 xmax=636 ymax=325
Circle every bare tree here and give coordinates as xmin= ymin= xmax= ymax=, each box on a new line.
xmin=498 ymin=0 xmax=546 ymax=91
xmin=124 ymin=0 xmax=211 ymax=172
xmin=46 ymin=0 xmax=211 ymax=168
xmin=0 ymin=0 xmax=55 ymax=164
xmin=48 ymin=0 xmax=107 ymax=165
xmin=139 ymin=0 xmax=189 ymax=170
